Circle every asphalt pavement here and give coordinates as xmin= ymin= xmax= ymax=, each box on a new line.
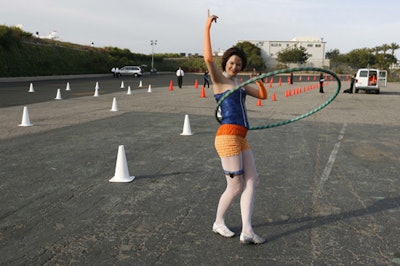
xmin=1 ymin=74 xmax=400 ymax=265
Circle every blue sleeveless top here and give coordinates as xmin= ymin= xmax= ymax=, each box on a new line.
xmin=214 ymin=88 xmax=249 ymax=128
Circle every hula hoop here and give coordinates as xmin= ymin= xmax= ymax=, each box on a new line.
xmin=215 ymin=67 xmax=341 ymax=130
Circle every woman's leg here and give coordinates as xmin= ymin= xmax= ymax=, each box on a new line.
xmin=214 ymin=154 xmax=243 ymax=226
xmin=240 ymin=149 xmax=260 ymax=235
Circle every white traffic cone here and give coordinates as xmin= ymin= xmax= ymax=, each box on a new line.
xmin=18 ymin=106 xmax=33 ymax=127
xmin=120 ymin=81 xmax=125 ymax=89
xmin=54 ymin=88 xmax=62 ymax=100
xmin=110 ymin=97 xmax=118 ymax=111
xmin=93 ymin=88 xmax=99 ymax=97
xmin=147 ymin=84 xmax=152 ymax=93
xmin=95 ymin=81 xmax=100 ymax=90
xmin=28 ymin=83 xmax=35 ymax=93
xmin=139 ymin=80 xmax=143 ymax=87
xmin=109 ymin=145 xmax=135 ymax=183
xmin=127 ymin=86 xmax=132 ymax=95
xmin=65 ymin=82 xmax=71 ymax=91
xmin=180 ymin=114 xmax=193 ymax=136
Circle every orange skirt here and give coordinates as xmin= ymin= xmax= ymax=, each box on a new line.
xmin=215 ymin=124 xmax=250 ymax=157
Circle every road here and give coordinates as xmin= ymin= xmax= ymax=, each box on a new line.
xmin=0 ymin=73 xmax=203 ymax=108
xmin=0 ymin=72 xmax=348 ymax=108
xmin=0 ymin=73 xmax=400 ymax=265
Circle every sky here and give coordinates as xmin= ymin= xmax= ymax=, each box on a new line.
xmin=1 ymin=0 xmax=400 ymax=57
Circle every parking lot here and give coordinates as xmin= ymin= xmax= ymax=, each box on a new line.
xmin=1 ymin=74 xmax=400 ymax=265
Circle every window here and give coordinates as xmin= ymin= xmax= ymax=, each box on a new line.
xmin=359 ymin=71 xmax=368 ymax=77
xmin=271 ymin=43 xmax=281 ymax=47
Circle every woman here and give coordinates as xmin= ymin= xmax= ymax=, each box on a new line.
xmin=204 ymin=11 xmax=267 ymax=244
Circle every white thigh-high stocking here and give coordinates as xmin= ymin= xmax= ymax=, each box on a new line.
xmin=240 ymin=150 xmax=260 ymax=235
xmin=214 ymin=154 xmax=243 ymax=226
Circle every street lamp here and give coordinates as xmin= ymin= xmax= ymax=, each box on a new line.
xmin=151 ymin=40 xmax=157 ymax=72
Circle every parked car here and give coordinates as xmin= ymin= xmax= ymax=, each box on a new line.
xmin=117 ymin=66 xmax=143 ymax=77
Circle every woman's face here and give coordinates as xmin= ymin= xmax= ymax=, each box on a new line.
xmin=225 ymin=55 xmax=243 ymax=77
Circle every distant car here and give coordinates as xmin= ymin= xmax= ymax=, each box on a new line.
xmin=150 ymin=68 xmax=157 ymax=74
xmin=118 ymin=66 xmax=143 ymax=77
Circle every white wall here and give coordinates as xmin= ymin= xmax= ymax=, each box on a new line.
xmin=240 ymin=38 xmax=327 ymax=69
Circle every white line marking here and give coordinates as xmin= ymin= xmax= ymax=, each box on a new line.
xmin=316 ymin=123 xmax=347 ymax=196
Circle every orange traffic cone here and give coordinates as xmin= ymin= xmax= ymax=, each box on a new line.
xmin=278 ymin=77 xmax=282 ymax=86
xmin=272 ymin=92 xmax=277 ymax=101
xmin=194 ymin=79 xmax=198 ymax=88
xmin=169 ymin=80 xmax=174 ymax=91
xmin=257 ymin=99 xmax=262 ymax=106
xmin=200 ymin=85 xmax=206 ymax=98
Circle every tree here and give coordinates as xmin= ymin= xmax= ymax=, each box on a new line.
xmin=381 ymin=44 xmax=390 ymax=54
xmin=235 ymin=41 xmax=265 ymax=71
xmin=389 ymin=42 xmax=400 ymax=57
xmin=277 ymin=46 xmax=310 ymax=65
xmin=325 ymin=49 xmax=340 ymax=60
xmin=376 ymin=53 xmax=397 ymax=69
xmin=347 ymin=48 xmax=376 ymax=69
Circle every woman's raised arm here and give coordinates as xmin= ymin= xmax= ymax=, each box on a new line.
xmin=203 ymin=10 xmax=222 ymax=85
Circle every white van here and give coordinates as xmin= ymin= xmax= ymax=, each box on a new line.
xmin=354 ymin=68 xmax=387 ymax=94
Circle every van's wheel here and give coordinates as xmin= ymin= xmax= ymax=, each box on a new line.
xmin=355 ymin=89 xmax=359 ymax=93
xmin=376 ymin=90 xmax=380 ymax=94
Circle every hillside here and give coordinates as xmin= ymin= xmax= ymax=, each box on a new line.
xmin=0 ymin=25 xmax=186 ymax=77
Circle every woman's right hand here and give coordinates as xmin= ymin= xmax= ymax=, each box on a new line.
xmin=207 ymin=9 xmax=218 ymax=27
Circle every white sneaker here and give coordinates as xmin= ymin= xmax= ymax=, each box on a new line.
xmin=212 ymin=223 xmax=235 ymax=238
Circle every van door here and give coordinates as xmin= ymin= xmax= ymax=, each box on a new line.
xmin=355 ymin=69 xmax=369 ymax=87
xmin=378 ymin=70 xmax=387 ymax=87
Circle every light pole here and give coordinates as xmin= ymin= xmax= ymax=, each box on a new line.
xmin=151 ymin=40 xmax=157 ymax=72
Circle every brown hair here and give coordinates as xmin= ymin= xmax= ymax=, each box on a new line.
xmin=221 ymin=46 xmax=247 ymax=71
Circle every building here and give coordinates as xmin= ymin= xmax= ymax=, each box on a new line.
xmin=240 ymin=37 xmax=328 ymax=69
xmin=390 ymin=60 xmax=400 ymax=70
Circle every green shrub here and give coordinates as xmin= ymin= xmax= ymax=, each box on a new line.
xmin=0 ymin=25 xmax=208 ymax=77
